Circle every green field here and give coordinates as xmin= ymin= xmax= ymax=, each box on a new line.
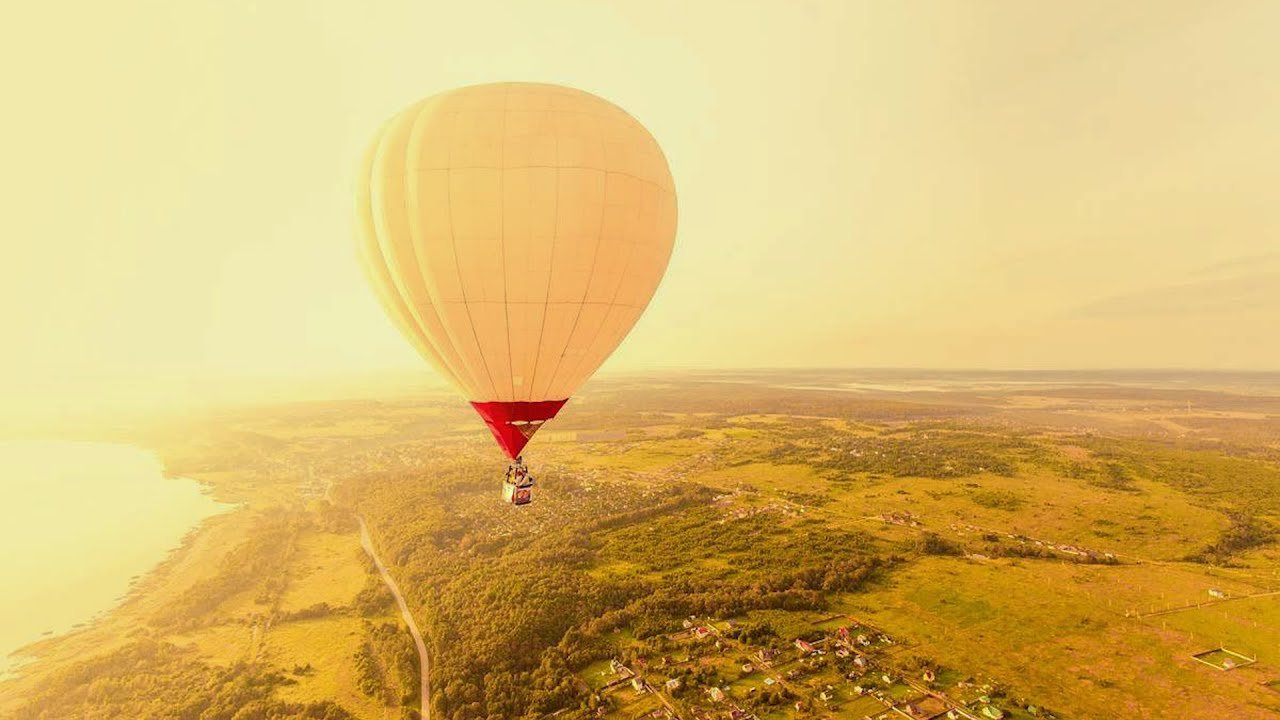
xmin=4 ymin=371 xmax=1279 ymax=719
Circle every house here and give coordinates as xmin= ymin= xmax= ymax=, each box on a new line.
xmin=1209 ymin=588 xmax=1227 ymax=599
xmin=835 ymin=648 xmax=850 ymax=658
xmin=665 ymin=678 xmax=681 ymax=691
xmin=683 ymin=619 xmax=694 ymax=629
xmin=981 ymin=706 xmax=1005 ymax=720
xmin=631 ymin=678 xmax=647 ymax=693
xmin=610 ymin=659 xmax=625 ymax=675
xmin=819 ymin=691 xmax=833 ymax=702
xmin=728 ymin=708 xmax=751 ymax=720
xmin=922 ymin=669 xmax=937 ymax=683
xmin=756 ymin=648 xmax=778 ymax=664
xmin=837 ymin=626 xmax=850 ymax=642
xmin=709 ymin=687 xmax=725 ymax=702
xmin=694 ymin=626 xmax=713 ymax=639
xmin=794 ymin=639 xmax=816 ymax=654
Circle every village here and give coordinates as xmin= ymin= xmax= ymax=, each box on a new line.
xmin=582 ymin=613 xmax=1049 ymax=720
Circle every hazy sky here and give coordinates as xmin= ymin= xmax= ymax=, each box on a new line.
xmin=3 ymin=1 xmax=1279 ymax=414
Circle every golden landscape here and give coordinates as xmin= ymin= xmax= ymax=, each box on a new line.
xmin=4 ymin=2 xmax=1280 ymax=719
xmin=4 ymin=371 xmax=1277 ymax=719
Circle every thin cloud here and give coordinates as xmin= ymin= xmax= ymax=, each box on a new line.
xmin=1189 ymin=252 xmax=1280 ymax=278
xmin=1069 ymin=271 xmax=1280 ymax=318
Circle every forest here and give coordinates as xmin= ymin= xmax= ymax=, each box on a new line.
xmin=349 ymin=455 xmax=891 ymax=720
xmin=14 ymin=639 xmax=352 ymax=720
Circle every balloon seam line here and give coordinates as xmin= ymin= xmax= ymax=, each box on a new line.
xmin=405 ymin=102 xmax=483 ymax=394
xmin=499 ymin=86 xmax=516 ymax=402
xmin=400 ymin=104 xmax=475 ymax=392
xmin=445 ymin=155 xmax=501 ymax=402
xmin=368 ymin=115 xmax=464 ymax=391
xmin=526 ymin=139 xmax=561 ymax=400
xmin=395 ymin=103 xmax=469 ymax=391
xmin=541 ymin=117 xmax=613 ymax=398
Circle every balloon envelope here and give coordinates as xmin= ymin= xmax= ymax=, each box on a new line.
xmin=356 ymin=82 xmax=677 ymax=457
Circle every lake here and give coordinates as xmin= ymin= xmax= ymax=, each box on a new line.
xmin=0 ymin=440 xmax=228 ymax=675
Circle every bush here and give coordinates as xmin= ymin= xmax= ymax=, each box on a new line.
xmin=1186 ymin=514 xmax=1274 ymax=564
xmin=916 ymin=532 xmax=964 ymax=556
xmin=970 ymin=489 xmax=1024 ymax=511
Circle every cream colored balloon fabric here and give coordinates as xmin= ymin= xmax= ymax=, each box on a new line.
xmin=356 ymin=83 xmax=678 ymax=402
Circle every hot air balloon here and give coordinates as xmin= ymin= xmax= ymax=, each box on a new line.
xmin=355 ymin=82 xmax=677 ymax=503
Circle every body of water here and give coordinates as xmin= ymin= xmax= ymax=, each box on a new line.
xmin=0 ymin=440 xmax=228 ymax=675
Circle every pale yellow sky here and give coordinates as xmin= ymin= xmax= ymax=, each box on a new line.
xmin=2 ymin=1 xmax=1279 ymax=416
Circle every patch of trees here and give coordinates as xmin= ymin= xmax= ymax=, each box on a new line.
xmin=354 ymin=558 xmax=396 ymax=617
xmin=916 ymin=532 xmax=965 ymax=556
xmin=1186 ymin=513 xmax=1275 ymax=565
xmin=969 ymin=489 xmax=1024 ymax=511
xmin=1061 ymin=459 xmax=1139 ymax=492
xmin=765 ymin=431 xmax=1019 ymax=480
xmin=353 ymin=620 xmax=419 ymax=706
xmin=778 ymin=489 xmax=831 ymax=506
xmin=988 ymin=542 xmax=1117 ymax=565
xmin=911 ymin=530 xmax=1120 ymax=565
xmin=151 ymin=509 xmax=305 ymax=629
xmin=724 ymin=620 xmax=777 ymax=644
xmin=1076 ymin=437 xmax=1280 ymax=513
xmin=1090 ymin=462 xmax=1138 ymax=491
xmin=13 ymin=639 xmax=353 ymax=720
xmin=278 ymin=602 xmax=335 ymax=622
xmin=751 ymin=683 xmax=796 ymax=709
xmin=354 ymin=643 xmax=382 ymax=698
xmin=581 ymin=484 xmax=714 ymax=535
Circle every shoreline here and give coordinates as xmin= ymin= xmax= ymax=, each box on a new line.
xmin=1 ymin=512 xmax=222 ymax=679
xmin=0 ymin=442 xmax=234 ymax=684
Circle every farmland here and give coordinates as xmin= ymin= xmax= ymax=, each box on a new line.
xmin=2 ymin=369 xmax=1278 ymax=719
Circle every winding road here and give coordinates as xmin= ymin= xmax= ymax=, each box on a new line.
xmin=358 ymin=516 xmax=431 ymax=720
